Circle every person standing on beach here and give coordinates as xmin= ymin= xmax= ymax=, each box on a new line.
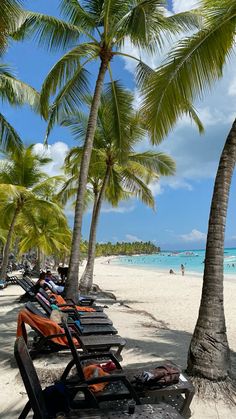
xmin=181 ymin=264 xmax=185 ymax=276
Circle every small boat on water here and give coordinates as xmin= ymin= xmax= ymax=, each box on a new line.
xmin=180 ymin=251 xmax=199 ymax=257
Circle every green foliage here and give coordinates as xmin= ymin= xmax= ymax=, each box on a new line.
xmin=0 ymin=145 xmax=67 ymax=258
xmin=16 ymin=209 xmax=71 ymax=257
xmin=0 ymin=0 xmax=23 ymax=54
xmin=0 ymin=65 xmax=40 ymax=152
xmin=13 ymin=0 xmax=202 ymax=139
xmin=141 ymin=0 xmax=236 ymax=142
xmin=94 ymin=240 xmax=160 ymax=256
xmin=60 ymin=83 xmax=176 ymax=210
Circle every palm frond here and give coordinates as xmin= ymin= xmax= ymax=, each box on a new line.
xmin=142 ymin=3 xmax=236 ymax=142
xmin=136 ymin=60 xmax=155 ymax=89
xmin=121 ymin=168 xmax=155 ymax=209
xmin=0 ymin=113 xmax=23 ymax=152
xmin=44 ymin=65 xmax=90 ymax=142
xmin=12 ymin=11 xmax=82 ymax=51
xmin=0 ymin=0 xmax=23 ymax=54
xmin=40 ymin=43 xmax=97 ymax=119
xmin=164 ymin=9 xmax=203 ymax=34
xmin=105 ymin=78 xmax=134 ymax=155
xmin=31 ymin=176 xmax=65 ymax=198
xmin=60 ymin=0 xmax=97 ymax=31
xmin=0 ymin=71 xmax=40 ymax=110
xmin=61 ymin=111 xmax=89 ymax=143
xmin=129 ymin=151 xmax=176 ymax=176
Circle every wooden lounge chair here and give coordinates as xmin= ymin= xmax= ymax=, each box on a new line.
xmin=17 ymin=305 xmax=126 ymax=360
xmin=62 ymin=322 xmax=195 ymax=418
xmin=15 ymin=336 xmax=184 ymax=419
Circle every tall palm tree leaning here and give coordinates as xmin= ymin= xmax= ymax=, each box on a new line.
xmin=60 ymin=82 xmax=175 ymax=292
xmin=140 ymin=0 xmax=236 ymax=385
xmin=0 ymin=145 xmax=65 ymax=279
xmin=14 ymin=0 xmax=202 ymax=301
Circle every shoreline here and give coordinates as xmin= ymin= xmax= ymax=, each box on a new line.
xmin=99 ymin=255 xmax=236 ymax=281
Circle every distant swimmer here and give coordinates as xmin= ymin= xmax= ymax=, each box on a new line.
xmin=181 ymin=264 xmax=185 ymax=276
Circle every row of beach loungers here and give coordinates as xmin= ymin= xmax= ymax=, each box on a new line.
xmin=8 ymin=275 xmax=195 ymax=418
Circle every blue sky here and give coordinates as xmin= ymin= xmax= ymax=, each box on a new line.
xmin=2 ymin=0 xmax=236 ymax=250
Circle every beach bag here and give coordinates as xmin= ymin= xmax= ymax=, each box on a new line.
xmin=132 ymin=364 xmax=180 ymax=390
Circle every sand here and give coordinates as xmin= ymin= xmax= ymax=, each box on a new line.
xmin=1 ymin=260 xmax=236 ymax=418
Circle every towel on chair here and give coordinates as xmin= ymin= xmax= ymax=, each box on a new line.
xmin=50 ymin=293 xmax=96 ymax=312
xmin=16 ymin=308 xmax=79 ymax=347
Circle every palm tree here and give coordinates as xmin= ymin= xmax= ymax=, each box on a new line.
xmin=14 ymin=0 xmax=201 ymax=300
xmin=0 ymin=145 xmax=65 ymax=279
xmin=140 ymin=0 xmax=236 ymax=382
xmin=0 ymin=0 xmax=23 ymax=55
xmin=60 ymin=82 xmax=175 ymax=292
xmin=16 ymin=209 xmax=71 ymax=271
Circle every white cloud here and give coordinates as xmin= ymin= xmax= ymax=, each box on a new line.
xmin=101 ymin=204 xmax=136 ymax=214
xmin=126 ymin=234 xmax=142 ymax=242
xmin=180 ymin=229 xmax=207 ymax=242
xmin=33 ymin=141 xmax=69 ymax=177
xmin=149 ymin=181 xmax=163 ymax=196
xmin=228 ymin=76 xmax=236 ymax=96
xmin=172 ymin=0 xmax=200 ymax=13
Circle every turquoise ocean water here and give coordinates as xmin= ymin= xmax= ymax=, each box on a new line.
xmin=111 ymin=248 xmax=236 ymax=275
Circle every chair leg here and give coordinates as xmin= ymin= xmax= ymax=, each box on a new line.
xmin=180 ymin=389 xmax=195 ymax=416
xmin=18 ymin=401 xmax=31 ymax=419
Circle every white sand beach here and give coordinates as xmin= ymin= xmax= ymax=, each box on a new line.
xmin=1 ymin=259 xmax=236 ymax=418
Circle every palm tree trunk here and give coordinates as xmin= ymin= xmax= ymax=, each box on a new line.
xmin=33 ymin=247 xmax=41 ymax=275
xmin=0 ymin=206 xmax=20 ymax=279
xmin=80 ymin=168 xmax=110 ymax=293
xmin=65 ymin=59 xmax=109 ymax=301
xmin=80 ymin=192 xmax=99 ymax=293
xmin=187 ymin=119 xmax=236 ymax=381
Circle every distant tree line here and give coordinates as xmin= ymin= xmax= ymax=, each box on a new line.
xmin=89 ymin=241 xmax=160 ymax=257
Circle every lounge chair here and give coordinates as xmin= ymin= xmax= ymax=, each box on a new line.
xmin=15 ymin=336 xmax=184 ymax=418
xmin=62 ymin=322 xmax=195 ymax=417
xmin=28 ymin=299 xmax=118 ymax=336
xmin=16 ymin=278 xmax=36 ymax=300
xmin=17 ymin=305 xmax=126 ymax=360
xmin=6 ymin=275 xmax=19 ymax=285
xmin=36 ymin=290 xmax=113 ymax=325
xmin=38 ymin=287 xmax=108 ymax=314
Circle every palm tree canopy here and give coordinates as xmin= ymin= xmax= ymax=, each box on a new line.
xmin=141 ymin=0 xmax=236 ymax=142
xmin=0 ymin=145 xmax=51 ymax=187
xmin=61 ymin=82 xmax=176 ymax=209
xmin=0 ymin=144 xmax=67 ymax=242
xmin=16 ymin=209 xmax=71 ymax=256
xmin=12 ymin=0 xmax=202 ymax=139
